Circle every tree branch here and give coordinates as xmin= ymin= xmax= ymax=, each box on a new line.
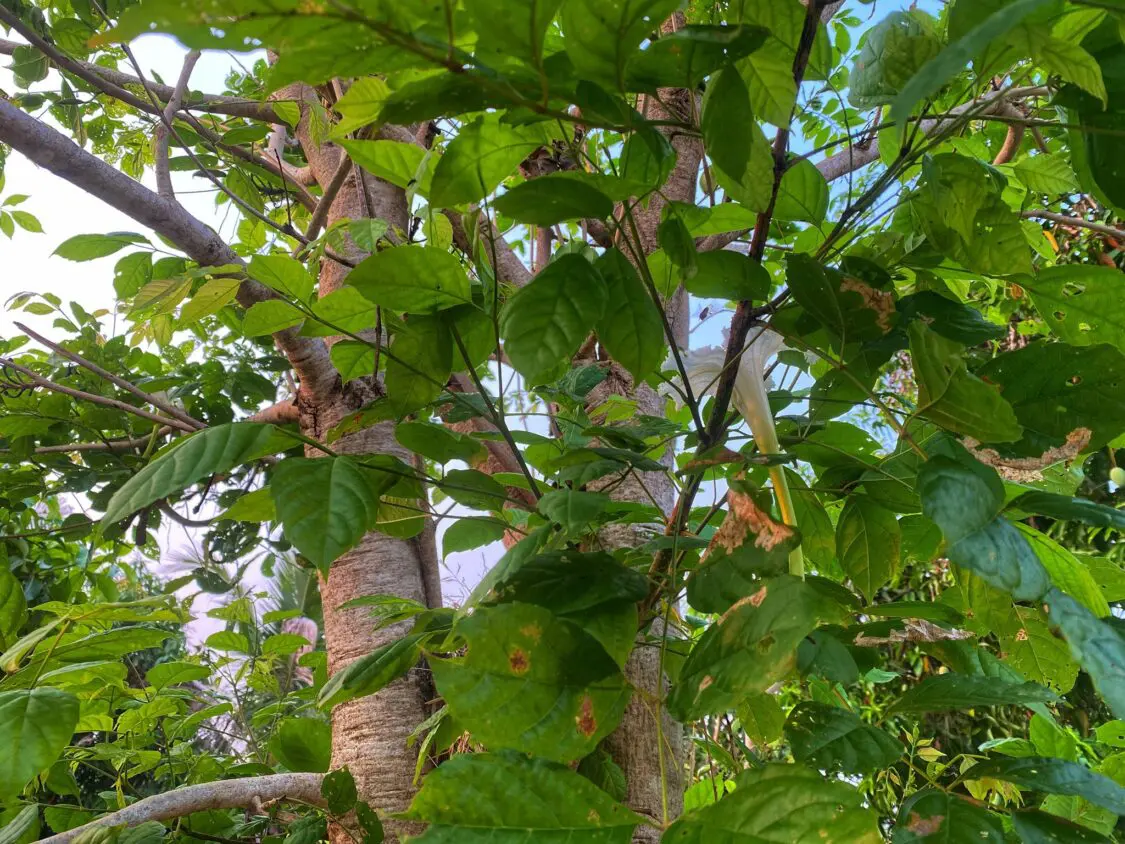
xmin=0 ymin=37 xmax=279 ymax=123
xmin=305 ymin=154 xmax=353 ymax=240
xmin=0 ymin=356 xmax=197 ymax=433
xmin=21 ymin=429 xmax=174 ymax=454
xmin=38 ymin=774 xmax=326 ymax=844
xmin=246 ymin=399 xmax=301 ymax=425
xmin=16 ymin=322 xmax=205 ymax=431
xmin=0 ymin=100 xmax=339 ymax=403
xmin=444 ymin=209 xmax=532 ymax=288
xmin=1022 ymin=209 xmax=1125 ymax=239
xmin=156 ymin=50 xmax=201 ymax=200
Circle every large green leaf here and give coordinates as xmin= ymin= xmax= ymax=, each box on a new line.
xmin=561 ymin=0 xmax=681 ymax=89
xmin=1046 ymin=588 xmax=1125 ymax=719
xmin=889 ymin=675 xmax=1057 ymax=714
xmin=465 ymin=0 xmax=563 ymax=68
xmin=430 ymin=114 xmax=553 ymax=207
xmin=499 ymin=254 xmax=608 ymax=383
xmin=918 ymin=456 xmax=1050 ymax=601
xmin=340 ymin=139 xmax=431 ymax=193
xmin=487 ymin=550 xmax=647 ymax=615
xmin=103 ymin=424 xmax=284 ymax=524
xmin=975 ymin=341 xmax=1125 ymax=454
xmin=1001 ymin=607 xmax=1080 ymax=695
xmin=384 ymin=314 xmax=454 ymax=414
xmin=773 ymin=157 xmax=829 ymax=224
xmin=429 ymin=602 xmax=630 ymax=763
xmin=701 ymin=66 xmax=755 ymax=186
xmin=686 ymin=531 xmax=795 ymax=615
xmin=626 ymin=24 xmax=768 ymax=91
xmin=784 ymin=702 xmax=902 ymax=775
xmin=403 ymin=751 xmax=643 ymax=842
xmin=1017 ymin=526 xmax=1109 ymax=617
xmin=0 ymin=688 xmax=79 ymax=797
xmin=663 ymin=764 xmax=881 ymax=843
xmin=962 ymin=757 xmax=1125 ymax=815
xmin=835 ymin=495 xmax=901 ymax=602
xmin=1025 ymin=266 xmax=1125 ymax=355
xmin=668 ymin=576 xmax=850 ymax=721
xmin=1011 ymin=810 xmax=1112 ymax=843
xmin=271 ymin=457 xmax=383 ymax=569
xmin=493 ymin=173 xmax=613 ymax=226
xmin=269 ymin=718 xmax=331 ymax=773
xmin=394 ymin=421 xmax=486 ymax=465
xmin=909 ymin=323 xmax=1021 ymax=443
xmin=849 ymin=11 xmax=942 ymax=109
xmin=248 ymin=254 xmax=315 ymax=302
xmin=0 ymin=570 xmax=26 ymax=645
xmin=592 ymin=248 xmax=665 ymax=383
xmin=53 ymin=232 xmax=146 ymax=261
xmin=892 ymin=790 xmax=1004 ymax=842
xmin=1008 ymin=491 xmax=1125 ymax=532
xmin=347 ymin=246 xmax=471 ymax=314
xmin=890 ymin=0 xmax=1056 ymax=125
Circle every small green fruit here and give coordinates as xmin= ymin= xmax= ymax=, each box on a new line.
xmin=1111 ymin=467 xmax=1125 ymax=487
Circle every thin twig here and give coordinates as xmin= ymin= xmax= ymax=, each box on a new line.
xmin=304 ymin=154 xmax=353 ymax=240
xmin=156 ymin=50 xmax=201 ymax=200
xmin=16 ymin=323 xmax=205 ymax=430
xmin=1022 ymin=209 xmax=1125 ymax=239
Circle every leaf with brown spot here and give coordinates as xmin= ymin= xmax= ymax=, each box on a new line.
xmin=893 ymin=789 xmax=1005 ymax=842
xmin=429 ymin=602 xmax=630 ymax=763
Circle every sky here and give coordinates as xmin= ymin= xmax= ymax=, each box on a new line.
xmin=0 ymin=3 xmax=906 ymax=625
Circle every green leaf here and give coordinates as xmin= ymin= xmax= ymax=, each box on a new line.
xmin=304 ymin=287 xmax=377 ymax=336
xmin=0 ymin=570 xmax=27 ymax=644
xmin=384 ymin=314 xmax=453 ymax=415
xmin=206 ymin=630 xmax=250 ymax=652
xmin=243 ymin=300 xmax=305 ymax=336
xmin=113 ymin=252 xmax=153 ymax=298
xmin=669 ymin=576 xmax=850 ymax=721
xmin=270 ymin=718 xmax=331 ymax=772
xmin=1046 ymin=588 xmax=1125 ymax=719
xmin=332 ymin=77 xmax=390 ymax=135
xmin=664 ymin=764 xmax=881 ymax=843
xmin=220 ymin=487 xmax=277 ymax=522
xmin=429 ymin=603 xmax=630 ymax=763
xmin=1017 ymin=526 xmax=1109 ymax=617
xmin=1011 ymin=810 xmax=1112 ymax=844
xmin=499 ymin=254 xmax=607 ymax=383
xmin=103 ymin=424 xmax=283 ymax=524
xmin=701 ymin=66 xmax=755 ymax=186
xmin=538 ymin=490 xmax=611 ymax=534
xmin=442 ymin=518 xmax=506 ymax=556
xmin=626 ymin=24 xmax=768 ymax=90
xmin=248 ymin=255 xmax=315 ymax=301
xmin=592 ymin=248 xmax=665 ymax=383
xmin=909 ymin=323 xmax=1022 ymax=443
xmin=0 ymin=805 xmax=40 ymax=844
xmin=493 ymin=174 xmax=613 ymax=226
xmin=1025 ymin=266 xmax=1125 ymax=355
xmin=918 ymin=456 xmax=1050 ymax=601
xmin=430 ymin=114 xmax=553 ymax=207
xmin=975 ymin=341 xmax=1125 ymax=454
xmin=395 ymin=421 xmax=485 ymax=465
xmin=685 ymin=250 xmax=770 ymax=302
xmin=342 ymin=140 xmax=429 ymax=193
xmin=487 ymin=550 xmax=648 ymax=615
xmin=145 ymin=661 xmax=210 ymax=689
xmin=180 ymin=278 xmax=241 ymax=324
xmin=1000 ymin=607 xmax=1080 ymax=694
xmin=403 ymin=751 xmax=643 ymax=841
xmin=892 ymin=790 xmax=1004 ymax=843
xmin=774 ymin=157 xmax=829 ymax=224
xmin=317 ymin=634 xmax=421 ymax=710
xmin=329 ymin=340 xmax=375 ymax=384
xmin=836 ymin=495 xmax=901 ymax=602
xmin=737 ymin=693 xmax=785 ymax=747
xmin=738 ymin=49 xmax=796 ymax=126
xmin=53 ymin=232 xmax=145 ymax=261
xmin=561 ymin=0 xmax=681 ymax=89
xmin=889 ymin=675 xmax=1057 ymax=713
xmin=0 ymin=689 xmax=79 ymax=797
xmin=465 ymin=0 xmax=563 ymax=69
xmin=784 ymin=702 xmax=903 ymax=775
xmin=1013 ymin=154 xmax=1080 ymax=194
xmin=347 ymin=246 xmax=471 ymax=314
xmin=848 ymin=11 xmax=943 ymax=110
xmin=964 ymin=757 xmax=1125 ymax=815
xmin=687 ymin=531 xmax=796 ymax=615
xmin=442 ymin=469 xmax=508 ymax=510
xmin=321 ymin=768 xmax=357 ymax=816
xmin=896 ymin=291 xmax=1005 ymax=345
xmin=890 ymin=0 xmax=1056 ymax=126
xmin=271 ymin=457 xmax=383 ymax=569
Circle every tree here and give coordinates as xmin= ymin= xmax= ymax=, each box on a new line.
xmin=3 ymin=0 xmax=1125 ymax=840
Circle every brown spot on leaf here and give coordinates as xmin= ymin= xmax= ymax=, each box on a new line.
xmin=576 ymin=695 xmax=597 ymax=737
xmin=840 ymin=277 xmax=895 ymax=331
xmin=587 ymin=809 xmax=601 ymax=823
xmin=707 ymin=482 xmax=795 ymax=558
xmin=906 ymin=813 xmax=944 ymax=836
xmin=520 ymin=624 xmax=542 ymax=643
xmin=964 ymin=428 xmax=1091 ymax=483
xmin=509 ymin=648 xmax=529 ymax=674
xmin=853 ymin=618 xmax=972 ymax=647
xmin=1016 ymin=628 xmax=1029 ymax=641
xmin=699 ymin=675 xmax=714 ymax=692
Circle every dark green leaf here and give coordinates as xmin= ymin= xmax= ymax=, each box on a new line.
xmin=889 ymin=675 xmax=1057 ymax=713
xmin=429 ymin=603 xmax=630 ymax=763
xmin=849 ymin=11 xmax=942 ymax=109
xmin=1011 ymin=809 xmax=1113 ymax=843
xmin=784 ymin=702 xmax=903 ymax=774
xmin=737 ymin=693 xmax=785 ymax=747
xmin=538 ymin=490 xmax=611 ymax=534
xmin=103 ymin=424 xmax=283 ymax=524
xmin=1025 ymin=266 xmax=1125 ymax=355
xmin=403 ymin=751 xmax=643 ymax=841
xmin=836 ymin=495 xmax=901 ymax=602
xmin=896 ymin=291 xmax=1004 ymax=345
xmin=384 ymin=314 xmax=453 ymax=414
xmin=685 ymin=250 xmax=770 ymax=302
xmin=774 ymin=158 xmax=829 ymax=224
xmin=892 ymin=790 xmax=1004 ymax=843
xmin=442 ymin=469 xmax=508 ymax=510
xmin=963 ymin=757 xmax=1125 ymax=815
xmin=270 ymin=718 xmax=331 ymax=772
xmin=488 ymin=550 xmax=648 ymax=615
xmin=686 ymin=532 xmax=796 ymax=615
xmin=321 ymin=768 xmax=358 ymax=815
xmin=0 ymin=570 xmax=27 ymax=643
xmin=626 ymin=24 xmax=767 ymax=90
xmin=442 ymin=518 xmax=506 ymax=556
xmin=0 ymin=689 xmax=78 ymax=797
xmin=561 ymin=0 xmax=681 ymax=89
xmin=395 ymin=421 xmax=486 ymax=465
xmin=347 ymin=246 xmax=472 ymax=313
xmin=701 ymin=66 xmax=755 ymax=185
xmin=664 ymin=764 xmax=881 ymax=843
xmin=499 ymin=254 xmax=607 ymax=383
xmin=592 ymin=248 xmax=665 ymax=383
xmin=493 ymin=174 xmax=613 ymax=226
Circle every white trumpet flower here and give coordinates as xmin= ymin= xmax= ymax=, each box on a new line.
xmin=679 ymin=327 xmax=804 ymax=576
